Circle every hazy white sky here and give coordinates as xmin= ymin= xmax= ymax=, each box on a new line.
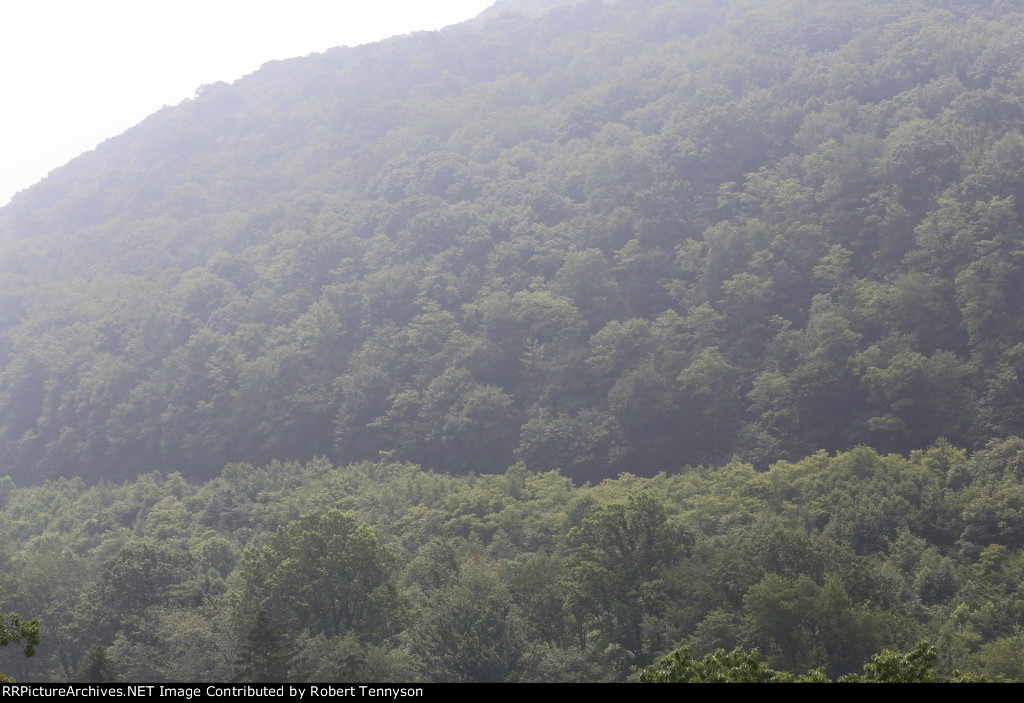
xmin=0 ymin=0 xmax=495 ymax=206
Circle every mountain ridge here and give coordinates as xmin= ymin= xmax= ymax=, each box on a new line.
xmin=1 ymin=0 xmax=1023 ymax=484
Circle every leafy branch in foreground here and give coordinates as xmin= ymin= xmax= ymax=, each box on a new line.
xmin=636 ymin=642 xmax=989 ymax=683
xmin=0 ymin=614 xmax=40 ymax=683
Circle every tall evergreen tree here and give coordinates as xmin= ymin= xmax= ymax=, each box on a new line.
xmin=232 ymin=611 xmax=295 ymax=683
xmin=73 ymin=646 xmax=122 ymax=683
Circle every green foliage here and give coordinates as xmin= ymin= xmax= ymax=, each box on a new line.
xmin=635 ymin=645 xmax=808 ymax=683
xmin=407 ymin=563 xmax=529 ymax=682
xmin=838 ymin=642 xmax=988 ymax=683
xmin=234 ymin=510 xmax=400 ymax=640
xmin=0 ymin=614 xmax=40 ymax=682
xmin=73 ymin=647 xmax=122 ymax=683
xmin=96 ymin=542 xmax=196 ymax=618
xmin=232 ymin=611 xmax=296 ymax=684
xmin=3 ymin=0 xmax=1024 ymax=484
xmin=567 ymin=493 xmax=683 ymax=660
xmin=639 ymin=642 xmax=987 ymax=683
xmin=1 ymin=441 xmax=1023 ymax=681
xmin=6 ymin=0 xmax=1024 ymax=685
xmin=0 ymin=615 xmax=39 ymax=659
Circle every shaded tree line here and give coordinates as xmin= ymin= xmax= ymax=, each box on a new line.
xmin=2 ymin=439 xmax=1024 ymax=681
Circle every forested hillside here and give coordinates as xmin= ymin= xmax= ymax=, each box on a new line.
xmin=3 ymin=0 xmax=1024 ymax=484
xmin=5 ymin=0 xmax=1024 ymax=683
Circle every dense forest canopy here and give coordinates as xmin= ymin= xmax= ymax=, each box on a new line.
xmin=2 ymin=0 xmax=1024 ymax=485
xmin=5 ymin=0 xmax=1024 ymax=684
xmin=2 ymin=439 xmax=1024 ymax=681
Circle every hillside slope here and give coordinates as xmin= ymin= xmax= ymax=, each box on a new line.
xmin=2 ymin=0 xmax=1024 ymax=483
